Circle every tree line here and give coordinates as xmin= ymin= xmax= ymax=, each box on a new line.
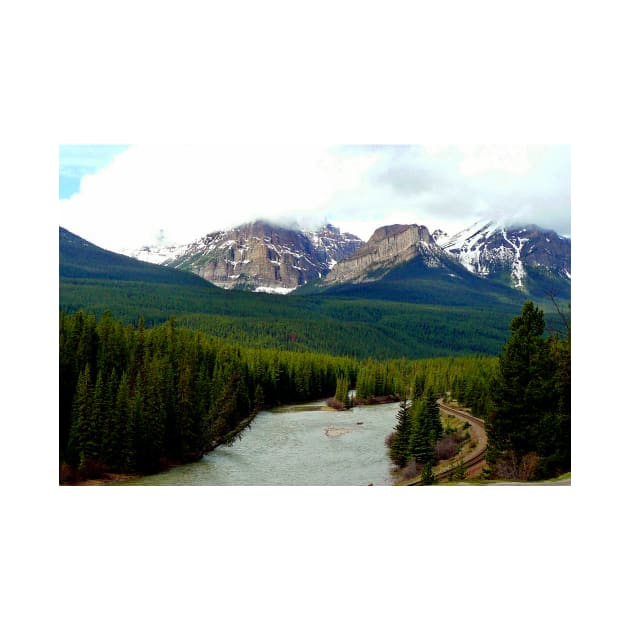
xmin=353 ymin=354 xmax=497 ymax=414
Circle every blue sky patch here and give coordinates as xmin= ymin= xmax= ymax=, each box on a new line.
xmin=59 ymin=144 xmax=129 ymax=199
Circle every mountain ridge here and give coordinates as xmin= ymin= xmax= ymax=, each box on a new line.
xmin=59 ymin=226 xmax=217 ymax=289
xmin=120 ymin=217 xmax=570 ymax=298
xmin=435 ymin=219 xmax=571 ymax=298
xmin=59 ymin=225 xmax=528 ymax=359
xmin=127 ymin=221 xmax=363 ymax=293
xmin=322 ymin=223 xmax=451 ymax=286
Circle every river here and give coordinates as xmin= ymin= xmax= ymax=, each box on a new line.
xmin=117 ymin=400 xmax=399 ymax=485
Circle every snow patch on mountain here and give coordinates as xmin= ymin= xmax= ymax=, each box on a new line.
xmin=436 ymin=219 xmax=571 ymax=293
xmin=123 ymin=218 xmax=569 ymax=296
xmin=253 ymin=286 xmax=296 ymax=295
xmin=124 ymin=242 xmax=188 ymax=265
xmin=125 ymin=221 xmax=364 ymax=292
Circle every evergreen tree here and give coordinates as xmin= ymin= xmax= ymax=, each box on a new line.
xmin=102 ymin=368 xmax=120 ymax=465
xmin=113 ymin=371 xmax=131 ymax=470
xmin=487 ymin=301 xmax=558 ymax=477
xmin=253 ymin=384 xmax=265 ymax=412
xmin=425 ymin=388 xmax=443 ymax=442
xmin=334 ymin=374 xmax=350 ymax=408
xmin=126 ymin=383 xmax=143 ymax=472
xmin=420 ymin=461 xmax=435 ymax=485
xmin=408 ymin=398 xmax=436 ymax=465
xmin=175 ymin=359 xmax=196 ymax=459
xmin=390 ymin=398 xmax=412 ymax=468
xmin=90 ymin=369 xmax=107 ymax=461
xmin=67 ymin=364 xmax=99 ymax=471
xmin=142 ymin=355 xmax=168 ymax=471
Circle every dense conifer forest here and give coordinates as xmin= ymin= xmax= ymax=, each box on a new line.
xmin=60 ymin=276 xmax=522 ymax=359
xmin=59 ymin=311 xmax=355 ymax=481
xmin=383 ymin=301 xmax=571 ymax=481
xmin=60 ymin=309 xmax=509 ymax=482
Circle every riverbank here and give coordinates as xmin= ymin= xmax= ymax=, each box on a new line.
xmin=61 ymin=409 xmax=261 ymax=486
xmin=60 ymin=455 xmax=196 ymax=486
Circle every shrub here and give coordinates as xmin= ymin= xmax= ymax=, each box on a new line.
xmin=443 ymin=415 xmax=458 ymax=435
xmin=448 ymin=458 xmax=467 ymax=481
xmin=399 ymin=460 xmax=422 ymax=481
xmin=80 ymin=459 xmax=109 ymax=479
xmin=326 ymin=397 xmax=345 ymax=411
xmin=436 ymin=435 xmax=460 ymax=461
xmin=495 ymin=450 xmax=541 ymax=480
xmin=59 ymin=463 xmax=79 ymax=484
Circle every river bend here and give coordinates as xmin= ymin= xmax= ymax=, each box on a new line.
xmin=118 ymin=400 xmax=398 ymax=486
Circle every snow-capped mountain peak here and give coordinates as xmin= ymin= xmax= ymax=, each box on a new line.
xmin=139 ymin=221 xmax=364 ymax=292
xmin=437 ymin=219 xmax=570 ymax=295
xmin=121 ymin=218 xmax=569 ymax=298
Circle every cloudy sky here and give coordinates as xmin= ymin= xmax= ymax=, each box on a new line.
xmin=59 ymin=144 xmax=570 ymax=252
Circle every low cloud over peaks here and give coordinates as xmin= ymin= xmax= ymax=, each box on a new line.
xmin=60 ymin=144 xmax=570 ymax=251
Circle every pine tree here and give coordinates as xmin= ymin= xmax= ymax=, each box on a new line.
xmin=68 ymin=364 xmax=99 ymax=471
xmin=142 ymin=355 xmax=168 ymax=471
xmin=425 ymin=388 xmax=443 ymax=442
xmin=90 ymin=369 xmax=108 ymax=460
xmin=488 ymin=301 xmax=557 ymax=476
xmin=408 ymin=398 xmax=435 ymax=465
xmin=253 ymin=384 xmax=265 ymax=412
xmin=420 ymin=461 xmax=435 ymax=485
xmin=334 ymin=374 xmax=350 ymax=409
xmin=176 ymin=360 xmax=196 ymax=458
xmin=126 ymin=383 xmax=143 ymax=472
xmin=390 ymin=398 xmax=412 ymax=468
xmin=113 ymin=371 xmax=131 ymax=470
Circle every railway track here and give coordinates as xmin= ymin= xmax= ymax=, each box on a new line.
xmin=407 ymin=400 xmax=487 ymax=485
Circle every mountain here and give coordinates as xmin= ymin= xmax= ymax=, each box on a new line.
xmin=59 ymin=226 xmax=215 ymax=288
xmin=128 ymin=221 xmax=364 ymax=293
xmin=322 ymin=224 xmax=453 ymax=285
xmin=120 ymin=217 xmax=570 ymax=301
xmin=59 ymin=225 xmax=528 ymax=359
xmin=304 ymin=223 xmax=523 ymax=307
xmin=434 ymin=220 xmax=571 ymax=298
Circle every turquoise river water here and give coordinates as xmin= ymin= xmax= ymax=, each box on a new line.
xmin=118 ymin=400 xmax=399 ymax=485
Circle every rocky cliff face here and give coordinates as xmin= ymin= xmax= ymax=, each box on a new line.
xmin=435 ymin=220 xmax=571 ymax=295
xmin=323 ymin=224 xmax=449 ymax=284
xmin=165 ymin=221 xmax=363 ymax=292
xmin=123 ymin=217 xmax=570 ymax=298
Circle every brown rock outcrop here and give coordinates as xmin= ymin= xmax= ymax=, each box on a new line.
xmin=168 ymin=221 xmax=363 ymax=292
xmin=323 ymin=224 xmax=445 ymax=284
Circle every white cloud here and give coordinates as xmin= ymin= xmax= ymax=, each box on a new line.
xmin=60 ymin=144 xmax=570 ymax=252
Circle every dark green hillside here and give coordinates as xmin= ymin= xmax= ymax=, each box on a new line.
xmin=59 ymin=227 xmax=526 ymax=358
xmin=60 ymin=227 xmax=216 ymax=288
xmin=522 ymin=265 xmax=571 ymax=300
xmin=297 ymin=253 xmax=522 ymax=308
